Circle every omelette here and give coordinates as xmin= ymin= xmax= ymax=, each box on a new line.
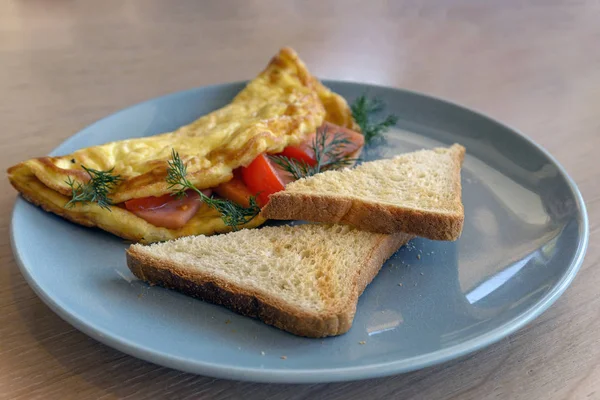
xmin=8 ymin=48 xmax=363 ymax=243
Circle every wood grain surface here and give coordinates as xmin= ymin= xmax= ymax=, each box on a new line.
xmin=1 ymin=1 xmax=599 ymax=399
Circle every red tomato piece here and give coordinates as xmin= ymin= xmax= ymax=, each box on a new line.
xmin=240 ymin=154 xmax=286 ymax=207
xmin=213 ymin=175 xmax=255 ymax=208
xmin=278 ymin=145 xmax=317 ymax=166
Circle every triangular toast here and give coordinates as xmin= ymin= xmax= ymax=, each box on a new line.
xmin=127 ymin=224 xmax=412 ymax=337
xmin=261 ymin=144 xmax=465 ymax=241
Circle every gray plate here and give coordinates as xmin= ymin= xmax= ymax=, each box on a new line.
xmin=10 ymin=81 xmax=589 ymax=383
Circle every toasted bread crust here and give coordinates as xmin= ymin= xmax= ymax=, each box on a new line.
xmin=126 ymin=231 xmax=412 ymax=337
xmin=262 ymin=193 xmax=463 ymax=240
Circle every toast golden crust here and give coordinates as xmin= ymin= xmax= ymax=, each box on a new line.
xmin=126 ymin=231 xmax=412 ymax=337
xmin=261 ymin=193 xmax=463 ymax=240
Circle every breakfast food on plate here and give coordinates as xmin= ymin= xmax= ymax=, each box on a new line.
xmin=126 ymin=143 xmax=465 ymax=337
xmin=261 ymin=144 xmax=466 ymax=241
xmin=8 ymin=41 xmax=467 ymax=338
xmin=126 ymin=224 xmax=413 ymax=337
xmin=7 ymin=48 xmax=366 ymax=243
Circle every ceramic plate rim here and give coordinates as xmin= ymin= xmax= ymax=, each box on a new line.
xmin=10 ymin=80 xmax=589 ymax=383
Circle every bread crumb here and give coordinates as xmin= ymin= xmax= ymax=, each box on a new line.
xmin=417 ymin=254 xmax=421 ymax=259
xmin=261 ymin=351 xmax=265 ymax=356
xmin=398 ymin=283 xmax=403 ymax=286
xmin=280 ymin=356 xmax=287 ymax=360
xmin=225 ymin=319 xmax=231 ymax=324
xmin=359 ymin=341 xmax=366 ymax=345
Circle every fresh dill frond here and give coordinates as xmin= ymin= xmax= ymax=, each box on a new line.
xmin=65 ymin=166 xmax=122 ymax=210
xmin=270 ymin=155 xmax=314 ymax=181
xmin=313 ymin=128 xmax=357 ymax=171
xmin=166 ymin=150 xmax=191 ymax=199
xmin=269 ymin=126 xmax=357 ymax=180
xmin=209 ymin=194 xmax=261 ymax=229
xmin=166 ymin=149 xmax=260 ymax=229
xmin=351 ymin=94 xmax=398 ymax=145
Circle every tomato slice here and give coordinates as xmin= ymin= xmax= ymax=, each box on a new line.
xmin=241 ymin=154 xmax=285 ymax=207
xmin=124 ymin=189 xmax=211 ymax=230
xmin=213 ymin=174 xmax=255 ymax=208
xmin=278 ymin=145 xmax=317 ymax=166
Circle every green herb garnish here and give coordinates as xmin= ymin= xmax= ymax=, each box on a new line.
xmin=269 ymin=126 xmax=357 ymax=180
xmin=351 ymin=94 xmax=398 ymax=145
xmin=65 ymin=166 xmax=122 ymax=210
xmin=166 ymin=150 xmax=260 ymax=229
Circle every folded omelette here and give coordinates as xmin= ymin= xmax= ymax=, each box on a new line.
xmin=8 ymin=48 xmax=359 ymax=243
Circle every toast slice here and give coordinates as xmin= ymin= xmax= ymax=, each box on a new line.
xmin=261 ymin=144 xmax=466 ymax=241
xmin=126 ymin=224 xmax=412 ymax=337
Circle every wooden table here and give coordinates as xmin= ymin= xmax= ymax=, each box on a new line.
xmin=1 ymin=1 xmax=598 ymax=398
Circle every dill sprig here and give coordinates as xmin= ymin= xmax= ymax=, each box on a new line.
xmin=351 ymin=94 xmax=398 ymax=145
xmin=65 ymin=166 xmax=122 ymax=210
xmin=166 ymin=150 xmax=260 ymax=229
xmin=269 ymin=156 xmax=313 ymax=181
xmin=269 ymin=126 xmax=357 ymax=180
